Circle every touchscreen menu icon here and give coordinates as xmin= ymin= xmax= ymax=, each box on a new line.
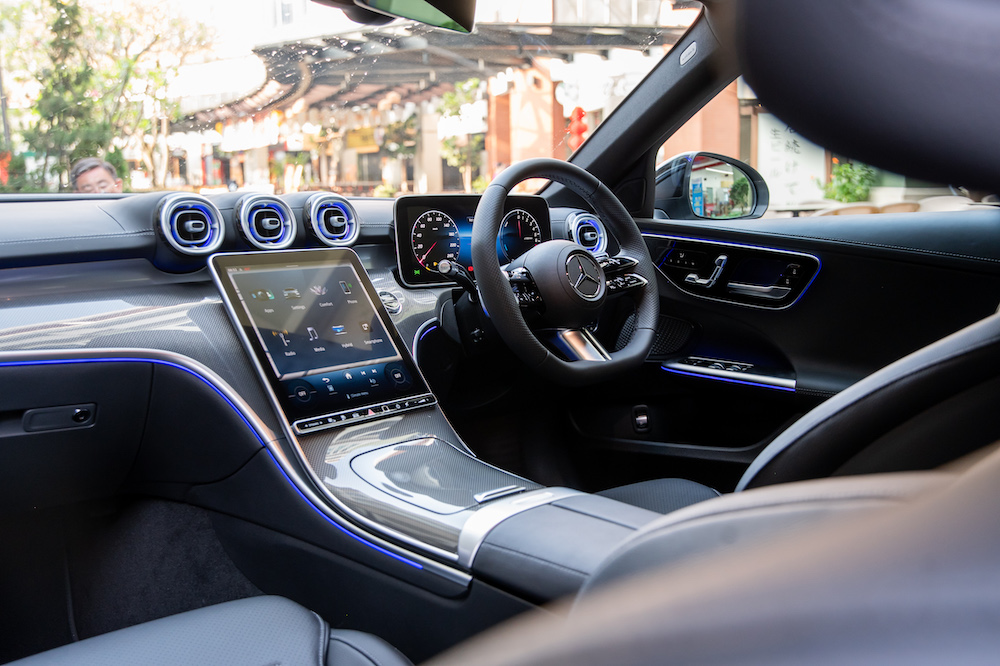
xmin=251 ymin=289 xmax=275 ymax=300
xmin=283 ymin=287 xmax=301 ymax=299
xmin=309 ymin=285 xmax=327 ymax=296
xmin=339 ymin=281 xmax=352 ymax=295
xmin=331 ymin=325 xmax=346 ymax=335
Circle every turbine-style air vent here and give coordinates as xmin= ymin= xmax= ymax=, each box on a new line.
xmin=305 ymin=193 xmax=360 ymax=247
xmin=567 ymin=212 xmax=608 ymax=255
xmin=157 ymin=194 xmax=225 ymax=256
xmin=235 ymin=195 xmax=296 ymax=250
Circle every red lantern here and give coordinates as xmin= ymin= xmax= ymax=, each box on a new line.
xmin=567 ymin=107 xmax=588 ymax=151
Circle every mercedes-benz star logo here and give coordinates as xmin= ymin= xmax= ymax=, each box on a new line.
xmin=566 ymin=253 xmax=603 ymax=300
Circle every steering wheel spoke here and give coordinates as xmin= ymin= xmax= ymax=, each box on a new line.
xmin=540 ymin=328 xmax=612 ymax=362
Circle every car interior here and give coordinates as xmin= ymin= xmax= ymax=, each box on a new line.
xmin=2 ymin=0 xmax=1000 ymax=663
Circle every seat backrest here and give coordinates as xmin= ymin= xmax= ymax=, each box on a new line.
xmin=577 ymin=472 xmax=949 ymax=598
xmin=736 ymin=311 xmax=1000 ymax=491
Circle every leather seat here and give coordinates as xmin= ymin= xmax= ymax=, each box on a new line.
xmin=600 ymin=310 xmax=1000 ymax=513
xmin=9 ymin=596 xmax=412 ymax=666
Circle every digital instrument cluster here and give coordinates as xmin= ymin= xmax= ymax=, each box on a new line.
xmin=394 ymin=194 xmax=550 ymax=287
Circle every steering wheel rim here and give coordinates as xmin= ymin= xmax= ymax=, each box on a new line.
xmin=471 ymin=158 xmax=659 ymax=385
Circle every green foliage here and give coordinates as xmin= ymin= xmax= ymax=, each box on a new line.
xmin=729 ymin=175 xmax=750 ymax=212
xmin=438 ymin=78 xmax=481 ymax=117
xmin=825 ymin=162 xmax=877 ymax=203
xmin=438 ymin=78 xmax=484 ymax=192
xmin=21 ymin=0 xmax=111 ymax=190
xmin=381 ymin=115 xmax=418 ymax=159
xmin=472 ymin=174 xmax=490 ymax=194
xmin=373 ymin=183 xmax=398 ymax=198
xmin=3 ymin=0 xmax=211 ymax=190
xmin=0 ymin=153 xmax=46 ymax=192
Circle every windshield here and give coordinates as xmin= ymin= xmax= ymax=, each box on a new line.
xmin=0 ymin=0 xmax=698 ymax=196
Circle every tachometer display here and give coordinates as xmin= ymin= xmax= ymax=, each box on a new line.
xmin=411 ymin=210 xmax=461 ymax=272
xmin=499 ymin=209 xmax=542 ymax=261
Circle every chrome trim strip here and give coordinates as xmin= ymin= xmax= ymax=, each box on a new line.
xmin=473 ymin=485 xmax=526 ymax=504
xmin=456 ymin=487 xmax=586 ymax=568
xmin=548 ymin=328 xmax=612 ymax=362
xmin=663 ymin=360 xmax=796 ymax=390
xmin=642 ymin=232 xmax=821 ymax=311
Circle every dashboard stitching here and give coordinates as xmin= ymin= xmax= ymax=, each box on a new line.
xmin=0 ymin=230 xmax=155 ymax=245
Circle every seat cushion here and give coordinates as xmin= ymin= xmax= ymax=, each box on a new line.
xmin=596 ymin=478 xmax=720 ymax=514
xmin=9 ymin=596 xmax=411 ymax=666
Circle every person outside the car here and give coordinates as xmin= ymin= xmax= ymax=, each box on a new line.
xmin=70 ymin=157 xmax=124 ymax=193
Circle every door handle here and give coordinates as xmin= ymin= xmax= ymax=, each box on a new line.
xmin=726 ymin=281 xmax=792 ymax=299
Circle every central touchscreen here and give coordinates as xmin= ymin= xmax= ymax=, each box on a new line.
xmin=211 ymin=249 xmax=434 ymax=435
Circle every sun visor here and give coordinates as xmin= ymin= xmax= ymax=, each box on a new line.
xmin=736 ymin=0 xmax=1000 ymax=192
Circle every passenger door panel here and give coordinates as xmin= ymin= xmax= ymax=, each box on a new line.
xmin=571 ymin=210 xmax=1000 ymax=488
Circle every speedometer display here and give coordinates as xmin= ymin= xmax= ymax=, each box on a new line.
xmin=395 ymin=195 xmax=550 ymax=287
xmin=411 ymin=210 xmax=460 ymax=272
xmin=498 ymin=209 xmax=542 ymax=261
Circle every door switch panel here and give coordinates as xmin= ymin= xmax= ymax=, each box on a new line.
xmin=648 ymin=235 xmax=820 ymax=309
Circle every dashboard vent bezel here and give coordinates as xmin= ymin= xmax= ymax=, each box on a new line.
xmin=567 ymin=212 xmax=608 ymax=255
xmin=235 ymin=194 xmax=297 ymax=250
xmin=305 ymin=193 xmax=360 ymax=247
xmin=156 ymin=194 xmax=226 ymax=256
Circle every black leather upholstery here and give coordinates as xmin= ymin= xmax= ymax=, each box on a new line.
xmin=9 ymin=596 xmax=412 ymax=666
xmin=596 ymin=478 xmax=720 ymax=514
xmin=738 ymin=310 xmax=1000 ymax=490
xmin=583 ymin=472 xmax=949 ymax=596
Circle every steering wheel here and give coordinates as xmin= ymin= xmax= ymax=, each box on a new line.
xmin=471 ymin=158 xmax=659 ymax=385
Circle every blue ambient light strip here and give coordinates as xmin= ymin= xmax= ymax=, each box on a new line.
xmin=0 ymin=356 xmax=423 ymax=570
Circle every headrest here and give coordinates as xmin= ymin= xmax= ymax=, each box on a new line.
xmin=737 ymin=0 xmax=1000 ymax=192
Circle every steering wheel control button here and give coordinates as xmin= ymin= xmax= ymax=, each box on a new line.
xmin=607 ymin=273 xmax=649 ymax=294
xmin=598 ymin=255 xmax=638 ymax=273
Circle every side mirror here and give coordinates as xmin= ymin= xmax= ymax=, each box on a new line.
xmin=655 ymin=152 xmax=769 ymax=220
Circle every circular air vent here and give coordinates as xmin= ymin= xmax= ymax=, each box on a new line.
xmin=235 ymin=195 xmax=296 ymax=250
xmin=157 ymin=194 xmax=225 ymax=256
xmin=567 ymin=212 xmax=608 ymax=255
xmin=305 ymin=193 xmax=360 ymax=247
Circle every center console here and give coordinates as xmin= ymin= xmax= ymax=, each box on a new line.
xmin=211 ymin=247 xmax=660 ymax=600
